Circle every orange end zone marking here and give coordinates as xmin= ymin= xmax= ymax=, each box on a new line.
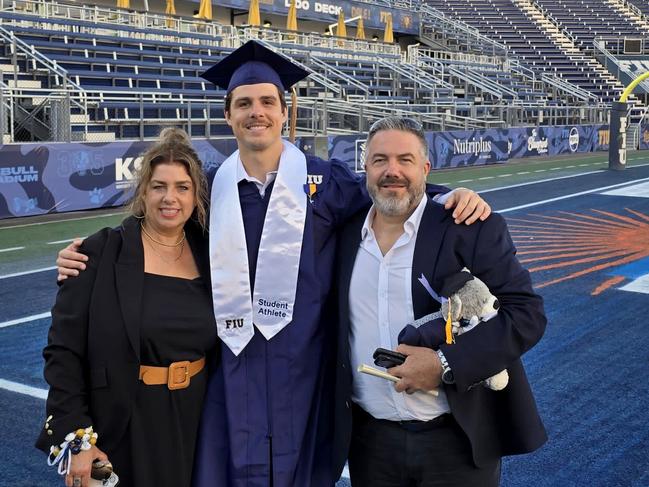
xmin=536 ymin=250 xmax=649 ymax=288
xmin=591 ymin=276 xmax=626 ymax=296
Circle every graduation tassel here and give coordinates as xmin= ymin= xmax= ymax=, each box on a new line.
xmin=289 ymin=87 xmax=297 ymax=143
xmin=445 ymin=301 xmax=454 ymax=345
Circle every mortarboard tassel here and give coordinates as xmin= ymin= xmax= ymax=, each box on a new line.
xmin=289 ymin=87 xmax=297 ymax=143
xmin=445 ymin=300 xmax=454 ymax=345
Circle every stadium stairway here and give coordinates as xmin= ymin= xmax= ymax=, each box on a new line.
xmin=533 ymin=0 xmax=647 ymax=51
xmin=422 ymin=0 xmax=647 ymax=120
xmin=606 ymin=0 xmax=649 ymax=30
xmin=627 ymin=0 xmax=649 ymax=18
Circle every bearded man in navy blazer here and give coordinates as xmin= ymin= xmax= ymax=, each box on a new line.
xmin=333 ymin=117 xmax=547 ymax=486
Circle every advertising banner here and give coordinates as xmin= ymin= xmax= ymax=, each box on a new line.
xmin=209 ymin=0 xmax=419 ymax=35
xmin=0 ymin=137 xmax=314 ymax=219
xmin=329 ymin=124 xmax=611 ymax=173
xmin=0 ymin=125 xmax=618 ymax=219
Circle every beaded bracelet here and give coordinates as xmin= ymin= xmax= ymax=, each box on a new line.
xmin=47 ymin=426 xmax=98 ymax=476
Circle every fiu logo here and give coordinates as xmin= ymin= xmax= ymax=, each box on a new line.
xmin=306 ymin=174 xmax=323 ymax=185
xmin=598 ymin=129 xmax=610 ymax=146
xmin=305 ymin=174 xmax=323 ymax=199
xmin=225 ymin=318 xmax=244 ymax=329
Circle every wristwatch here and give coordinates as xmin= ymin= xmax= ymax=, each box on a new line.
xmin=437 ymin=349 xmax=455 ymax=385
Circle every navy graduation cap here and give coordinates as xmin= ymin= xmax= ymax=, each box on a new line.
xmin=201 ymin=40 xmax=309 ymax=95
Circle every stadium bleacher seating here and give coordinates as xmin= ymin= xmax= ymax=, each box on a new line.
xmin=1 ymin=0 xmax=647 ymax=142
xmin=628 ymin=0 xmax=649 ymax=18
xmin=533 ymin=0 xmax=645 ymax=51
xmin=424 ymin=0 xmax=626 ymax=104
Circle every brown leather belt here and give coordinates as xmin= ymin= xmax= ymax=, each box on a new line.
xmin=139 ymin=357 xmax=205 ymax=390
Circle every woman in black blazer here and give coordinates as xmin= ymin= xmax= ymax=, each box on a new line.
xmin=36 ymin=129 xmax=216 ymax=487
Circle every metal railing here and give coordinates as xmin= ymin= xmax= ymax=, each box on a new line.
xmin=447 ymin=65 xmax=518 ymax=101
xmin=0 ymin=85 xmax=88 ymax=141
xmin=0 ymin=79 xmax=13 ymax=142
xmin=540 ymin=73 xmax=601 ymax=103
xmin=593 ymin=37 xmax=649 ymax=94
xmin=377 ymin=57 xmax=453 ymax=93
xmin=409 ymin=46 xmax=507 ymax=70
xmin=0 ymin=85 xmax=613 ymax=143
xmin=620 ymin=0 xmax=648 ymax=24
xmin=418 ymin=3 xmax=509 ymax=57
xmin=238 ymin=25 xmax=402 ymax=59
xmin=242 ymin=37 xmax=342 ymax=95
xmin=307 ymin=56 xmax=369 ymax=96
xmin=0 ymin=0 xmax=236 ymax=43
xmin=0 ymin=25 xmax=87 ymax=140
xmin=528 ymin=0 xmax=577 ymax=45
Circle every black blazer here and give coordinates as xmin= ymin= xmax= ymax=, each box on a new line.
xmin=332 ymin=198 xmax=548 ymax=476
xmin=35 ymin=216 xmax=210 ymax=453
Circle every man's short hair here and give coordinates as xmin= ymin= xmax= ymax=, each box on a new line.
xmin=366 ymin=117 xmax=429 ymax=160
xmin=224 ymin=86 xmax=288 ymax=113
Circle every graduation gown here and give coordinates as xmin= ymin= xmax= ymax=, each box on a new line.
xmin=193 ymin=155 xmax=450 ymax=487
xmin=192 ymin=155 xmax=363 ymax=487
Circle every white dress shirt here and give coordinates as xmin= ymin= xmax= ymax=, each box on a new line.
xmin=349 ymin=194 xmax=450 ymax=421
xmin=237 ymin=156 xmax=277 ymax=197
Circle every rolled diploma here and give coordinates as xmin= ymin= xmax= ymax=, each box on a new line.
xmin=357 ymin=364 xmax=439 ymax=397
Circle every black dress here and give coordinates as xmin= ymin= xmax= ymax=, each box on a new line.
xmin=109 ymin=273 xmax=217 ymax=487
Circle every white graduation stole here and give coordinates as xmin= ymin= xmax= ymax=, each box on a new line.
xmin=209 ymin=141 xmax=307 ymax=356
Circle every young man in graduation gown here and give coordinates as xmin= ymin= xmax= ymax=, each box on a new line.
xmin=193 ymin=42 xmax=493 ymax=487
xmin=54 ymin=42 xmax=491 ymax=487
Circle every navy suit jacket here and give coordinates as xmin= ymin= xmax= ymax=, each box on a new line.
xmin=333 ymin=198 xmax=547 ymax=477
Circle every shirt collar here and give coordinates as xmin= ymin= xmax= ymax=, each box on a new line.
xmin=236 ymin=155 xmax=278 ymax=197
xmin=361 ymin=193 xmax=429 ymax=242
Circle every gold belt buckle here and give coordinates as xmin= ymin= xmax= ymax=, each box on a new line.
xmin=167 ymin=361 xmax=191 ymax=390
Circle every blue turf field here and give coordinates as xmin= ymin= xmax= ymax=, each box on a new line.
xmin=2 ymin=164 xmax=649 ymax=486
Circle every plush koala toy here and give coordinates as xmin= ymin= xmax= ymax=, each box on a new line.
xmin=441 ymin=268 xmax=499 ymax=336
xmin=399 ymin=268 xmax=509 ymax=391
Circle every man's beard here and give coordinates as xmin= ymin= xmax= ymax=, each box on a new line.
xmin=368 ymin=176 xmax=425 ymax=217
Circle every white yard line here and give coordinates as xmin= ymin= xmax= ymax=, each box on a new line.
xmin=0 ymin=266 xmax=57 ymax=280
xmin=0 ymin=212 xmax=122 ymax=230
xmin=0 ymin=378 xmax=47 ymax=400
xmin=0 ymin=312 xmax=51 ymax=329
xmin=499 ymin=177 xmax=649 ymax=213
xmin=479 ymin=170 xmax=603 ymax=193
xmin=0 ymin=246 xmax=24 ymax=253
xmin=480 ymin=161 xmax=649 ymax=194
xmin=47 ymin=237 xmax=86 ymax=245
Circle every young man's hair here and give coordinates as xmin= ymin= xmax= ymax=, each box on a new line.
xmin=224 ymin=86 xmax=288 ymax=113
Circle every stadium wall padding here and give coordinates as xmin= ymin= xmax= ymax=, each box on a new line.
xmin=329 ymin=124 xmax=612 ymax=170
xmin=0 ymin=124 xmax=621 ymax=219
